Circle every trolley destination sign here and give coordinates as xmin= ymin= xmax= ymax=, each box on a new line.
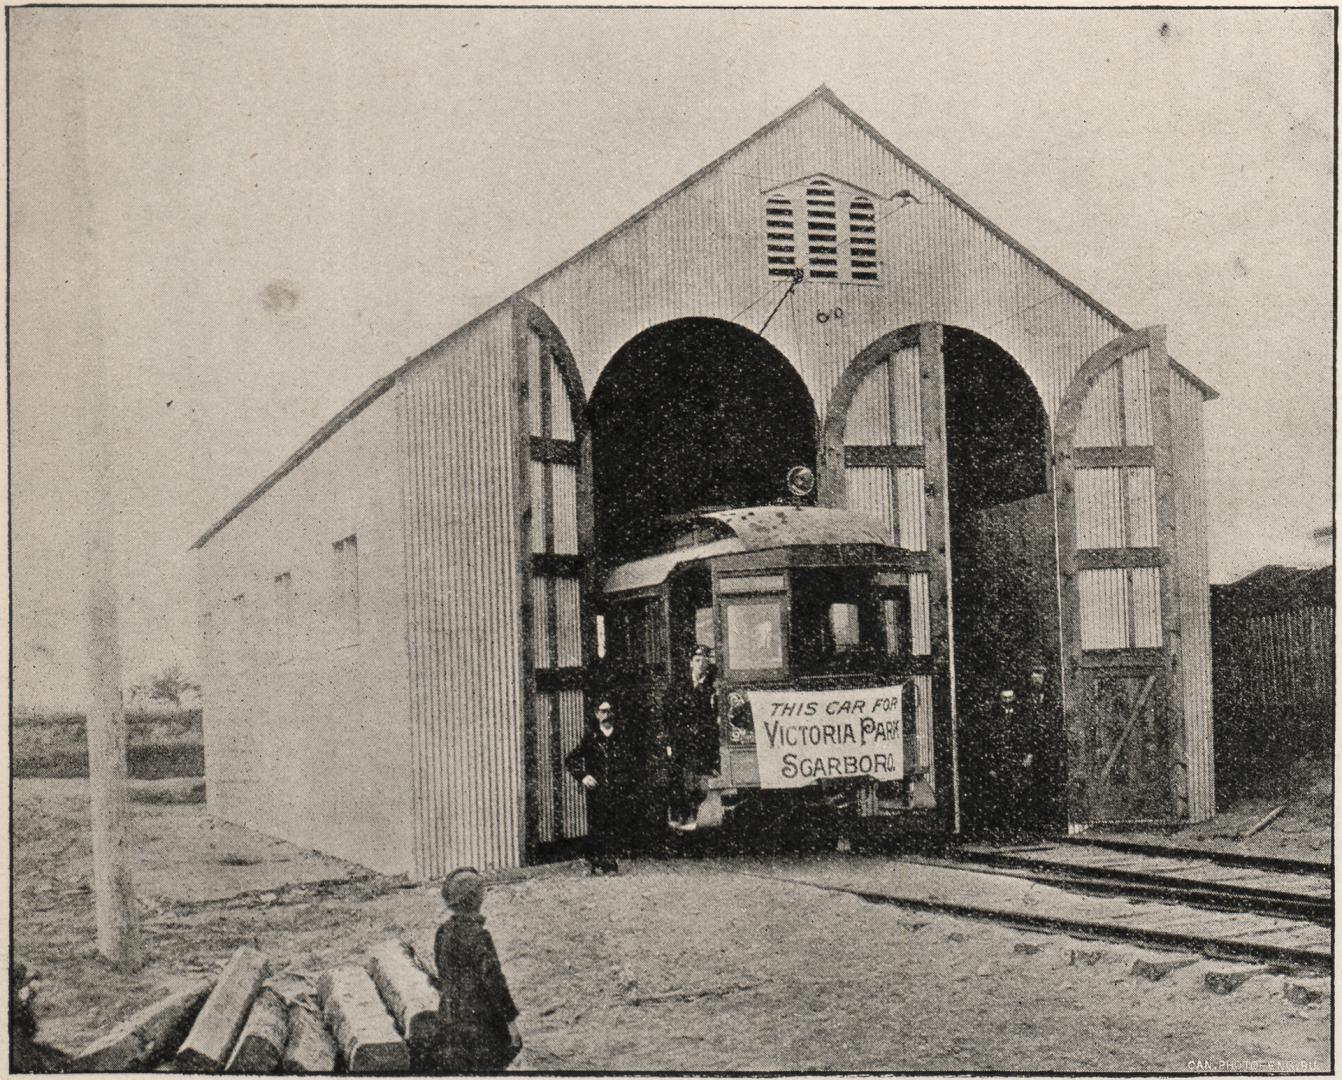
xmin=747 ymin=685 xmax=904 ymax=789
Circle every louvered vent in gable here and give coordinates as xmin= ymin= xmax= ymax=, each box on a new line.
xmin=849 ymin=198 xmax=878 ymax=281
xmin=805 ymin=179 xmax=839 ymax=279
xmin=765 ymin=195 xmax=797 ymax=277
xmin=762 ymin=175 xmax=882 ymax=284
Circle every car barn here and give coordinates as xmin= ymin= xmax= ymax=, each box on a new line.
xmin=192 ymin=86 xmax=1217 ymax=877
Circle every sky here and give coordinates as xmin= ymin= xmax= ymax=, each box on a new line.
xmin=9 ymin=6 xmax=1334 ymax=710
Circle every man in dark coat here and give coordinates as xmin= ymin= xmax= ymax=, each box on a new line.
xmin=565 ymin=699 xmax=633 ymax=873
xmin=661 ymin=645 xmax=720 ymax=829
xmin=430 ymin=868 xmax=522 ymax=1074
xmin=1018 ymin=660 xmax=1058 ymax=832
xmin=981 ymin=687 xmax=1037 ymax=838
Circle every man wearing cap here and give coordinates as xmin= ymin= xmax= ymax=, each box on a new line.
xmin=982 ymin=687 xmax=1037 ymax=838
xmin=565 ymin=699 xmax=633 ymax=874
xmin=662 ymin=645 xmax=720 ymax=829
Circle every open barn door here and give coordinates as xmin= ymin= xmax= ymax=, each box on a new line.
xmin=514 ymin=301 xmax=594 ymax=861
xmin=1055 ymin=327 xmax=1185 ymax=826
xmin=821 ymin=323 xmax=952 ymax=826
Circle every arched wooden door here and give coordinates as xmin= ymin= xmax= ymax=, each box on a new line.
xmin=1055 ymin=326 xmax=1185 ymax=826
xmin=513 ymin=300 xmax=595 ymax=860
xmin=821 ymin=323 xmax=955 ymax=828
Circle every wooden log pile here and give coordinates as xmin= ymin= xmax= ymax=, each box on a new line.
xmin=74 ymin=941 xmax=444 ymax=1075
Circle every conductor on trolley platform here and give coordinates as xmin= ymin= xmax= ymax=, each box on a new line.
xmin=662 ymin=644 xmax=720 ymax=830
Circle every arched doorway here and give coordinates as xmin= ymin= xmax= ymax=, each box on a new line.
xmin=942 ymin=326 xmax=1064 ymax=834
xmin=589 ymin=318 xmax=817 ymax=567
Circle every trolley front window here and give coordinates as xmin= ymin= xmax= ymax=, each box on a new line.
xmin=723 ymin=598 xmax=785 ymax=673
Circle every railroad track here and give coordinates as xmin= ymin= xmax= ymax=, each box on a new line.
xmin=715 ymin=843 xmax=1332 ymax=973
xmin=948 ymin=838 xmax=1333 ymax=925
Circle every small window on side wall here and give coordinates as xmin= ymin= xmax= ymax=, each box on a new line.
xmin=333 ymin=535 xmax=359 ymax=648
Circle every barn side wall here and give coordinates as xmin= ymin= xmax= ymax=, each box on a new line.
xmin=196 ymin=392 xmax=413 ymax=875
xmin=1172 ymin=371 xmax=1214 ymax=821
xmin=396 ymin=308 xmax=528 ymax=875
xmin=525 ymin=96 xmax=1121 ymax=429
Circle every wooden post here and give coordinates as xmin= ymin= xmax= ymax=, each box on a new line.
xmin=281 ymin=1004 xmax=340 ymax=1074
xmin=175 ymin=947 xmax=272 ymax=1072
xmin=366 ymin=939 xmax=439 ymax=1046
xmin=319 ymin=965 xmax=409 ymax=1074
xmin=59 ymin=15 xmax=144 ymax=972
xmin=225 ymin=988 xmax=289 ymax=1073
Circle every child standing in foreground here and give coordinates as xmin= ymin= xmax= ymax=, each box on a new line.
xmin=431 ymin=867 xmax=522 ymax=1073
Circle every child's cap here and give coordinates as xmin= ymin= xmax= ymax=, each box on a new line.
xmin=442 ymin=867 xmax=485 ymax=912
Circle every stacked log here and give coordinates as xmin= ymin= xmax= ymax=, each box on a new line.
xmin=75 ymin=938 xmax=442 ymax=1075
xmin=319 ymin=965 xmax=411 ymax=1074
xmin=281 ymin=1003 xmax=340 ymax=1074
xmin=175 ymin=947 xmax=272 ymax=1072
xmin=225 ymin=988 xmax=289 ymax=1073
xmin=366 ymin=940 xmax=440 ymax=1047
xmin=72 ymin=980 xmax=214 ymax=1071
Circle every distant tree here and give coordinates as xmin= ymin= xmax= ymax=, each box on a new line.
xmin=130 ymin=665 xmax=201 ymax=708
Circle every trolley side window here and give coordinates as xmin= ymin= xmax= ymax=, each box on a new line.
xmin=791 ymin=568 xmax=885 ymax=675
xmin=875 ymin=572 xmax=913 ymax=659
xmin=606 ymin=597 xmax=666 ymax=674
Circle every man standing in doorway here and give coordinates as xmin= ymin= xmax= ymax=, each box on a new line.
xmin=662 ymin=645 xmax=719 ymax=830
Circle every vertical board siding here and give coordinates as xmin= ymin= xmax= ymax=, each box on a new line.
xmin=1171 ymin=373 xmax=1214 ymax=820
xmin=400 ymin=310 xmax=525 ymax=874
xmin=895 ymin=468 xmax=928 ymax=550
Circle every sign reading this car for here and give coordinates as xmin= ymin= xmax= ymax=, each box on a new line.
xmin=747 ymin=685 xmax=904 ymax=789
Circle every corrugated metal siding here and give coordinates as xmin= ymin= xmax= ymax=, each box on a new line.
xmin=1131 ymin=568 xmax=1164 ymax=648
xmin=1172 ymin=372 xmax=1214 ymax=820
xmin=1075 ymin=469 xmax=1124 ymax=550
xmin=910 ymin=572 xmax=932 ymax=655
xmin=557 ymin=690 xmax=588 ymax=838
xmin=895 ymin=468 xmax=927 ymax=550
xmin=400 ymin=310 xmax=526 ymax=875
xmin=526 ymin=97 xmax=1124 ymax=435
xmin=197 ymin=389 xmax=414 ymax=876
xmin=1126 ymin=468 xmax=1158 ymax=547
xmin=891 ymin=347 xmax=922 ymax=443
xmin=911 ymin=674 xmax=934 ymax=781
xmin=845 ymin=467 xmax=895 ymax=540
xmin=844 ymin=363 xmax=890 ymax=444
xmin=552 ymin=465 xmax=579 ymax=555
xmin=533 ymin=693 xmax=558 ymax=843
xmin=1079 ymin=569 xmax=1130 ymax=650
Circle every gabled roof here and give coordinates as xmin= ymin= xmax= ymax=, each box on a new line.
xmin=193 ymin=85 xmax=1216 ymax=551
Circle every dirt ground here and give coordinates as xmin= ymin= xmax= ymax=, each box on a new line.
xmin=11 ymin=778 xmax=1333 ymax=1074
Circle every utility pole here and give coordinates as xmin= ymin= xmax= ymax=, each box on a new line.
xmin=60 ymin=18 xmax=144 ymax=970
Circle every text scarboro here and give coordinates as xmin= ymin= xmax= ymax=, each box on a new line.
xmin=747 ymin=685 xmax=904 ymax=789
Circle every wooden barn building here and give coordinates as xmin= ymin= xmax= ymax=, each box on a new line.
xmin=193 ymin=87 xmax=1218 ymax=876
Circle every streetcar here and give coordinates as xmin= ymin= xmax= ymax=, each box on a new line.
xmin=597 ymin=497 xmax=940 ymax=835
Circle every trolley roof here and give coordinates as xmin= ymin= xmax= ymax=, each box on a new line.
xmin=602 ymin=506 xmax=894 ymax=595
